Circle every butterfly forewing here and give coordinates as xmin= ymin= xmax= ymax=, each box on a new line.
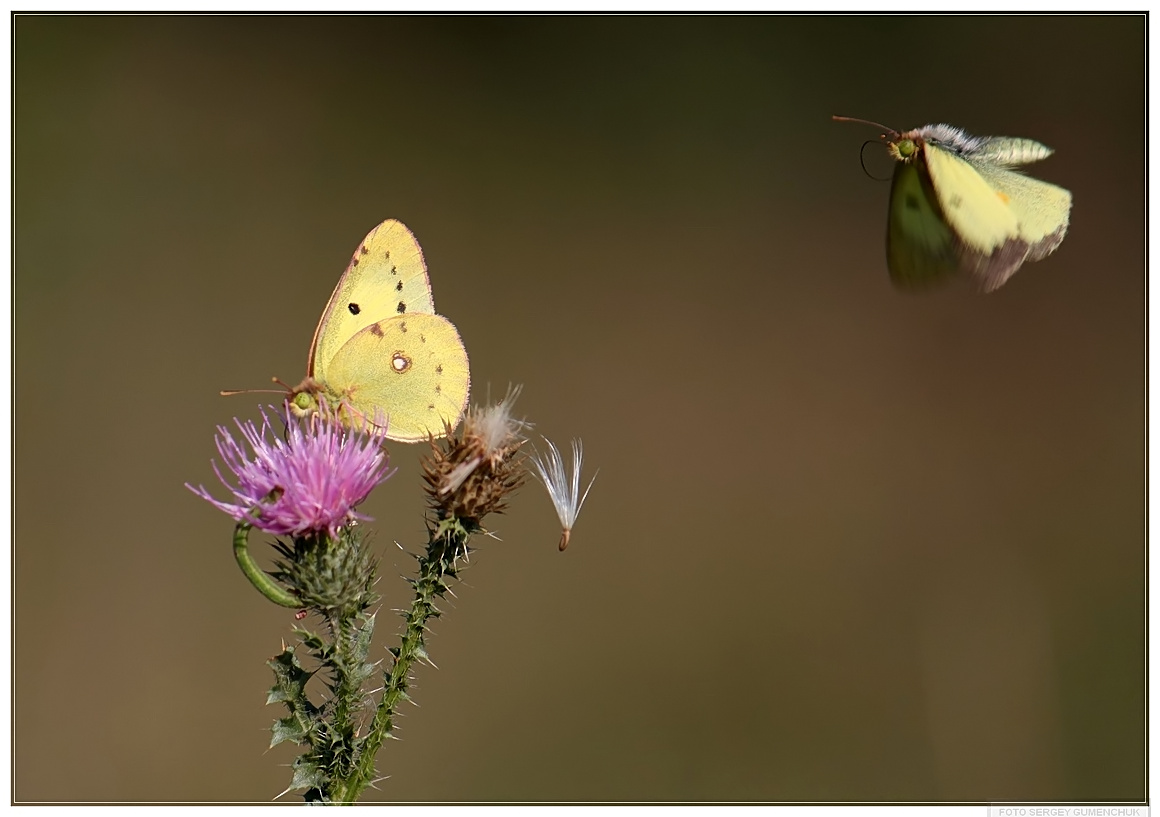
xmin=921 ymin=143 xmax=1021 ymax=254
xmin=308 ymin=219 xmax=437 ymax=376
xmin=886 ymin=161 xmax=959 ymax=287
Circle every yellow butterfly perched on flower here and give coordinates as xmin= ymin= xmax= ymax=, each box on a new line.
xmin=835 ymin=116 xmax=1072 ymax=292
xmin=228 ymin=220 xmax=471 ymax=442
xmin=291 ymin=219 xmax=471 ymax=441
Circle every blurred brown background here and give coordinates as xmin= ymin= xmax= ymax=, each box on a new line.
xmin=14 ymin=15 xmax=1144 ymax=803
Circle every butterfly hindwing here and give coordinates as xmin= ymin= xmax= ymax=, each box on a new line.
xmin=322 ymin=313 xmax=471 ymax=443
xmin=972 ymin=162 xmax=1071 ymax=258
xmin=961 ymin=163 xmax=1071 ymax=291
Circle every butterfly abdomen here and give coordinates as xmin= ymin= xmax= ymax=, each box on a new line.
xmin=970 ymin=137 xmax=1055 ymax=167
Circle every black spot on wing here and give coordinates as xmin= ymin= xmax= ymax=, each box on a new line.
xmin=348 ymin=303 xmax=361 ymax=315
xmin=396 ymin=301 xmax=407 ymax=313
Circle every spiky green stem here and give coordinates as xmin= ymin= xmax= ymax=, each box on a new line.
xmin=261 ymin=529 xmax=380 ymax=803
xmin=330 ymin=516 xmax=472 ymax=804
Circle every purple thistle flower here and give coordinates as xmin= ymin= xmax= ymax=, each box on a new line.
xmin=188 ymin=404 xmax=394 ymax=538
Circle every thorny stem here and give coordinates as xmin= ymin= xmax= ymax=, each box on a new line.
xmin=326 ymin=614 xmax=360 ymax=786
xmin=332 ymin=518 xmax=469 ymax=803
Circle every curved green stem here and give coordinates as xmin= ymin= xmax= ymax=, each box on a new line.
xmin=233 ymin=521 xmax=301 ymax=608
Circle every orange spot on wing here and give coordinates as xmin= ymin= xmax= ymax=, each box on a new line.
xmin=997 ymin=191 xmax=1011 ymax=204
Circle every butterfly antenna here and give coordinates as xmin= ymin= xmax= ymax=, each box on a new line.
xmin=857 ymin=141 xmax=892 ymax=182
xmin=220 ymin=377 xmax=297 ymax=398
xmin=832 ymin=116 xmax=896 ymax=182
xmin=220 ymin=387 xmax=286 ymax=397
xmin=832 ymin=114 xmax=900 ymax=139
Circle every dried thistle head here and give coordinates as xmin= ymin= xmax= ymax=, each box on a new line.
xmin=422 ymin=388 xmax=529 ymax=525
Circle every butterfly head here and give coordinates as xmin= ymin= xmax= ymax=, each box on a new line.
xmin=887 ymin=132 xmax=922 ymax=164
